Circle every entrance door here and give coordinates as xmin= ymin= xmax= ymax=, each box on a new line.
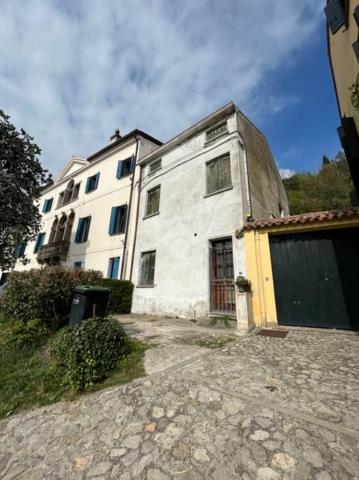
xmin=210 ymin=239 xmax=235 ymax=314
xmin=270 ymin=228 xmax=359 ymax=330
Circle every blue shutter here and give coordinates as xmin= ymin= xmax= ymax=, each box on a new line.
xmin=94 ymin=172 xmax=100 ymax=189
xmin=15 ymin=244 xmax=21 ymax=258
xmin=47 ymin=198 xmax=53 ymax=212
xmin=34 ymin=233 xmax=44 ymax=253
xmin=116 ymin=160 xmax=124 ymax=178
xmin=85 ymin=177 xmax=91 ymax=193
xmin=121 ymin=204 xmax=128 ymax=233
xmin=112 ymin=257 xmax=120 ymax=279
xmin=42 ymin=200 xmax=48 ymax=213
xmin=130 ymin=155 xmax=136 ymax=173
xmin=75 ymin=218 xmax=85 ymax=243
xmin=108 ymin=207 xmax=118 ymax=235
xmin=325 ymin=0 xmax=346 ymax=34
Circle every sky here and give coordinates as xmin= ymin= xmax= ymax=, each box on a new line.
xmin=0 ymin=0 xmax=342 ymax=179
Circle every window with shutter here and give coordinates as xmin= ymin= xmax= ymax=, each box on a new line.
xmin=206 ymin=154 xmax=232 ymax=195
xmin=108 ymin=257 xmax=120 ymax=279
xmin=116 ymin=157 xmax=133 ymax=178
xmin=145 ymin=186 xmax=160 ymax=217
xmin=34 ymin=233 xmax=45 ymax=253
xmin=15 ymin=243 xmax=27 ymax=258
xmin=42 ymin=198 xmax=53 ymax=213
xmin=139 ymin=251 xmax=156 ymax=286
xmin=75 ymin=217 xmax=91 ymax=243
xmin=325 ymin=0 xmax=346 ymax=34
xmin=85 ymin=173 xmax=100 ymax=193
xmin=109 ymin=205 xmax=127 ymax=235
xmin=206 ymin=121 xmax=228 ymax=143
xmin=149 ymin=159 xmax=162 ymax=174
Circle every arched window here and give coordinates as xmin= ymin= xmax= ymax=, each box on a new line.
xmin=55 ymin=214 xmax=67 ymax=242
xmin=64 ymin=211 xmax=75 ymax=242
xmin=49 ymin=217 xmax=58 ymax=244
xmin=64 ymin=179 xmax=74 ymax=205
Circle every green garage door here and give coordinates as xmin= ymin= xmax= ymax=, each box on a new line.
xmin=270 ymin=228 xmax=359 ymax=330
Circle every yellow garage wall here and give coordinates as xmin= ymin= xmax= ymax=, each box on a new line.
xmin=243 ymin=217 xmax=359 ymax=328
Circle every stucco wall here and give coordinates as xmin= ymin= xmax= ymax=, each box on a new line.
xmin=328 ymin=0 xmax=359 ymax=132
xmin=132 ymin=115 xmax=250 ymax=318
xmin=14 ymin=136 xmax=159 ymax=279
xmin=236 ymin=112 xmax=289 ymax=220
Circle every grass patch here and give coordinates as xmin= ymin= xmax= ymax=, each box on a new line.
xmin=209 ymin=315 xmax=235 ymax=329
xmin=196 ymin=336 xmax=235 ymax=349
xmin=0 ymin=321 xmax=149 ymax=419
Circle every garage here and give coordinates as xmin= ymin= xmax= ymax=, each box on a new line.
xmin=241 ymin=207 xmax=359 ymax=332
xmin=270 ymin=228 xmax=359 ymax=330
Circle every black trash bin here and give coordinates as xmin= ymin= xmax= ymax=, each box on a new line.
xmin=69 ymin=285 xmax=110 ymax=327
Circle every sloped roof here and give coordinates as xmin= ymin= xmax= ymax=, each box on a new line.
xmin=56 ymin=156 xmax=88 ymax=182
xmin=242 ymin=207 xmax=359 ymax=231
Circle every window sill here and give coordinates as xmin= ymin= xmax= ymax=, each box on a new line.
xmin=204 ymin=185 xmax=233 ymax=198
xmin=136 ymin=284 xmax=156 ymax=288
xmin=109 ymin=232 xmax=125 ymax=236
xmin=143 ymin=212 xmax=160 ymax=220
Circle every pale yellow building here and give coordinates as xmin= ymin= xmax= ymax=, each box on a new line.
xmin=326 ymin=0 xmax=359 ymax=194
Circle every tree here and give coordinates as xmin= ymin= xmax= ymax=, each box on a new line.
xmin=0 ymin=110 xmax=51 ymax=271
xmin=283 ymin=152 xmax=353 ymax=215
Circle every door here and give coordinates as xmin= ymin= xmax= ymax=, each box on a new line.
xmin=210 ymin=239 xmax=235 ymax=314
xmin=270 ymin=228 xmax=359 ymax=330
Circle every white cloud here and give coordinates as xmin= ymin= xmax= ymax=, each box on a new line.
xmin=0 ymin=0 xmax=325 ymax=175
xmin=279 ymin=168 xmax=295 ymax=179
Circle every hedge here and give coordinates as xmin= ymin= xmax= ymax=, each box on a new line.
xmin=1 ymin=266 xmax=102 ymax=330
xmin=95 ymin=279 xmax=134 ymax=314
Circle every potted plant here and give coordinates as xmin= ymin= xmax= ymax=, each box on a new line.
xmin=235 ymin=275 xmax=251 ymax=293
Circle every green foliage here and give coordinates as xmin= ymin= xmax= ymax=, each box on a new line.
xmin=0 ymin=110 xmax=52 ymax=271
xmin=0 ymin=319 xmax=48 ymax=349
xmin=283 ymin=152 xmax=353 ymax=215
xmin=95 ymin=279 xmax=134 ymax=314
xmin=349 ymin=73 xmax=359 ymax=112
xmin=52 ymin=317 xmax=129 ymax=391
xmin=209 ymin=315 xmax=234 ymax=329
xmin=1 ymin=266 xmax=102 ymax=330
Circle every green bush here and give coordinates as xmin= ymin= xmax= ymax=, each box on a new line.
xmin=95 ymin=279 xmax=134 ymax=314
xmin=52 ymin=317 xmax=128 ymax=391
xmin=1 ymin=266 xmax=102 ymax=330
xmin=0 ymin=319 xmax=48 ymax=349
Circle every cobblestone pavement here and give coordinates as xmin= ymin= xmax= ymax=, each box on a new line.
xmin=0 ymin=318 xmax=359 ymax=479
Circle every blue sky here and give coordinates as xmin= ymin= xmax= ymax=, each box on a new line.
xmin=0 ymin=0 xmax=341 ymax=178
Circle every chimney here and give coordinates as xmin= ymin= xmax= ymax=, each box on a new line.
xmin=110 ymin=129 xmax=121 ymax=143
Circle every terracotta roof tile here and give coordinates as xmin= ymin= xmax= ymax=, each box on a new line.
xmin=242 ymin=207 xmax=359 ymax=231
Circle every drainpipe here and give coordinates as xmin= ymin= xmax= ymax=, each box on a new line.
xmin=120 ymin=136 xmax=139 ymax=280
xmin=241 ymin=138 xmax=252 ymax=220
xmin=129 ymin=161 xmax=143 ymax=281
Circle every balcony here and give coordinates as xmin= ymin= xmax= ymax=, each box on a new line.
xmin=37 ymin=241 xmax=70 ymax=264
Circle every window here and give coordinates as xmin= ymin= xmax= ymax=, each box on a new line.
xmin=139 ymin=251 xmax=156 ymax=286
xmin=206 ymin=154 xmax=232 ymax=195
xmin=42 ymin=198 xmax=53 ymax=213
xmin=75 ymin=217 xmax=91 ymax=243
xmin=149 ymin=159 xmax=162 ymax=175
xmin=57 ymin=182 xmax=80 ymax=208
xmin=145 ymin=186 xmax=160 ymax=217
xmin=15 ymin=243 xmax=26 ymax=258
xmin=108 ymin=205 xmax=128 ymax=235
xmin=108 ymin=257 xmax=120 ymax=279
xmin=85 ymin=173 xmax=100 ymax=193
xmin=324 ymin=0 xmax=347 ymax=34
xmin=34 ymin=233 xmax=45 ymax=254
xmin=74 ymin=261 xmax=82 ymax=269
xmin=116 ymin=156 xmax=134 ymax=178
xmin=206 ymin=121 xmax=228 ymax=143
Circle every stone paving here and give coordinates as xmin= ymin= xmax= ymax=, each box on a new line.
xmin=0 ymin=316 xmax=359 ymax=479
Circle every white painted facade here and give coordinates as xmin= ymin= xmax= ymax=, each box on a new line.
xmin=131 ymin=103 xmax=288 ymax=320
xmin=13 ymin=131 xmax=161 ymax=279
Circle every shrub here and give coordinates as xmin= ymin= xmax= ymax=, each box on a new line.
xmin=0 ymin=319 xmax=48 ymax=349
xmin=52 ymin=317 xmax=128 ymax=390
xmin=1 ymin=266 xmax=102 ymax=330
xmin=95 ymin=279 xmax=134 ymax=314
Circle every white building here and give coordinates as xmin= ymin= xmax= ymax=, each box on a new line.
xmin=131 ymin=102 xmax=288 ymax=321
xmin=13 ymin=129 xmax=161 ymax=279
